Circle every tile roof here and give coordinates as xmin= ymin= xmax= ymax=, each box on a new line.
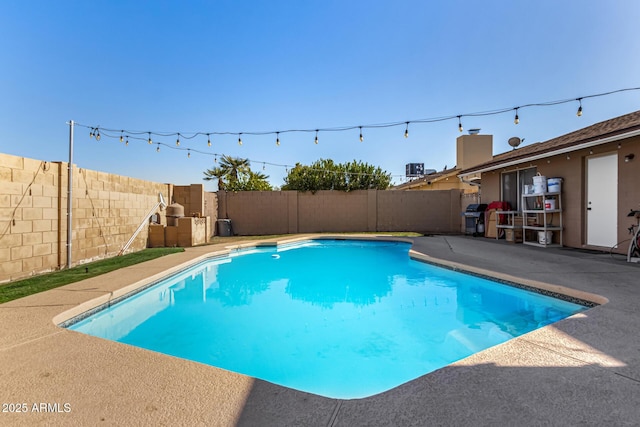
xmin=459 ymin=109 xmax=640 ymax=174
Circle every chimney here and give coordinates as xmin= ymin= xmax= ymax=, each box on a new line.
xmin=456 ymin=130 xmax=493 ymax=170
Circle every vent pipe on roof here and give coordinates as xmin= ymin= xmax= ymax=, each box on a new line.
xmin=468 ymin=128 xmax=481 ymax=135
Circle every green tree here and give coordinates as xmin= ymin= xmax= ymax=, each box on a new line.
xmin=203 ymin=155 xmax=272 ymax=191
xmin=225 ymin=171 xmax=273 ymax=191
xmin=282 ymin=159 xmax=391 ymax=192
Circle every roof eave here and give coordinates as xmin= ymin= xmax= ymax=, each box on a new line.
xmin=459 ymin=128 xmax=640 ymax=177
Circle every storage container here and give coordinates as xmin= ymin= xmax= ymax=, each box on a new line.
xmin=533 ymin=174 xmax=547 ymax=194
xmin=538 ymin=230 xmax=553 ymax=245
xmin=547 ymin=177 xmax=562 ymax=193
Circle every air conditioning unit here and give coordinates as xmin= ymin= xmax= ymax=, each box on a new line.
xmin=405 ymin=163 xmax=424 ymax=178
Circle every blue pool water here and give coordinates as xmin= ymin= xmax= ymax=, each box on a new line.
xmin=68 ymin=240 xmax=588 ymax=399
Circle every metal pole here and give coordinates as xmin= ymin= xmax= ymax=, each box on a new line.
xmin=67 ymin=120 xmax=74 ymax=268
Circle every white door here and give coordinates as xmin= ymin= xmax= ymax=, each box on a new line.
xmin=587 ymin=153 xmax=618 ymax=247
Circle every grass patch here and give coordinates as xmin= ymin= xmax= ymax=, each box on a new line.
xmin=1 ymin=232 xmax=422 ymax=304
xmin=0 ymin=247 xmax=184 ymax=304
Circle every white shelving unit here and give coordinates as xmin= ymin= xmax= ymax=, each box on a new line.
xmin=522 ymin=192 xmax=563 ymax=247
xmin=494 ymin=211 xmax=523 ymax=241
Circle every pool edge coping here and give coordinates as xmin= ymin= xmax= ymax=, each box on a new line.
xmin=53 ymin=233 xmax=606 ymax=328
xmin=408 ymin=249 xmax=609 ymax=307
xmin=53 ymin=234 xmax=415 ymax=327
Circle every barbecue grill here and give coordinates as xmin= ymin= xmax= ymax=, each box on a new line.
xmin=464 ymin=203 xmax=488 ymax=236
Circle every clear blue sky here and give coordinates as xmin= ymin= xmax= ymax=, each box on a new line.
xmin=1 ymin=0 xmax=639 ymax=191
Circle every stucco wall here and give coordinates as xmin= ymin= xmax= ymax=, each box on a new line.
xmin=479 ymin=135 xmax=640 ymax=252
xmin=218 ymin=189 xmax=463 ymax=235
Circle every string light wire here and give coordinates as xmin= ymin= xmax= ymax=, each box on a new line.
xmin=77 ymin=87 xmax=639 ymax=143
xmin=75 ymin=86 xmax=640 ymax=181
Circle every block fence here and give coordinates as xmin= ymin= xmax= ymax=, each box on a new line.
xmin=0 ymin=152 xmax=209 ymax=283
xmin=1 ymin=151 xmax=471 ymax=283
xmin=217 ymin=189 xmax=464 ymax=235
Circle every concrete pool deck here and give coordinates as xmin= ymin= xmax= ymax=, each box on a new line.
xmin=1 ymin=235 xmax=639 ymax=426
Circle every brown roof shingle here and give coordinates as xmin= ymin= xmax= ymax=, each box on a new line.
xmin=459 ymin=110 xmax=640 ymax=174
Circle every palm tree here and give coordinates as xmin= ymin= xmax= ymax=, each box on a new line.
xmin=203 ymin=166 xmax=227 ymax=190
xmin=203 ymin=156 xmax=261 ymax=191
xmin=219 ymin=155 xmax=250 ymax=183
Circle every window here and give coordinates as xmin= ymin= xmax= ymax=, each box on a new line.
xmin=501 ymin=167 xmax=537 ymax=211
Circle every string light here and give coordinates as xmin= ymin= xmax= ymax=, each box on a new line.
xmin=577 ymin=98 xmax=583 ymax=117
xmin=176 ymin=134 xmax=180 ymax=146
xmin=156 ymin=145 xmax=160 ymax=152
xmin=187 ymin=150 xmax=191 ymax=158
xmin=79 ymin=86 xmax=639 ymax=149
xmin=125 ymin=136 xmax=129 ymax=146
xmin=76 ymin=86 xmax=639 ymax=164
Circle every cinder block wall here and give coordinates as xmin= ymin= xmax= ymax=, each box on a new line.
xmin=0 ymin=153 xmax=171 ymax=283
xmin=221 ymin=191 xmax=291 ymax=235
xmin=218 ymin=189 xmax=463 ymax=235
xmin=377 ymin=189 xmax=462 ymax=232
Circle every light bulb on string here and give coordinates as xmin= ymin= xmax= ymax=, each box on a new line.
xmin=119 ymin=132 xmax=124 ymax=143
xmin=148 ymin=132 xmax=152 ymax=144
xmin=276 ymin=132 xmax=280 ymax=146
xmin=314 ymin=130 xmax=319 ymax=144
xmin=577 ymin=98 xmax=583 ymax=117
xmin=95 ymin=130 xmax=101 ymax=141
xmin=404 ymin=122 xmax=409 ymax=138
xmin=514 ymin=108 xmax=519 ymax=125
xmin=207 ymin=134 xmax=211 ymax=147
xmin=238 ymin=133 xmax=243 ymax=146
xmin=359 ymin=126 xmax=364 ymax=142
xmin=187 ymin=150 xmax=191 ymax=158
xmin=176 ymin=134 xmax=180 ymax=146
xmin=458 ymin=116 xmax=463 ymax=133
xmin=89 ymin=129 xmax=94 ymax=139
xmin=263 ymin=163 xmax=266 ymax=171
xmin=156 ymin=145 xmax=160 ymax=152
xmin=125 ymin=136 xmax=129 ymax=146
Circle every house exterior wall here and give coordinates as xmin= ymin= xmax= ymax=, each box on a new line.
xmin=218 ymin=189 xmax=463 ymax=235
xmin=0 ymin=153 xmax=172 ymax=283
xmin=479 ymin=135 xmax=640 ymax=252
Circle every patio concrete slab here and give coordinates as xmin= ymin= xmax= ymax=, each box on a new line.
xmin=1 ymin=235 xmax=639 ymax=426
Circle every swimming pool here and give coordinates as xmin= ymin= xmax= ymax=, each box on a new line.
xmin=66 ymin=239 xmax=590 ymax=399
